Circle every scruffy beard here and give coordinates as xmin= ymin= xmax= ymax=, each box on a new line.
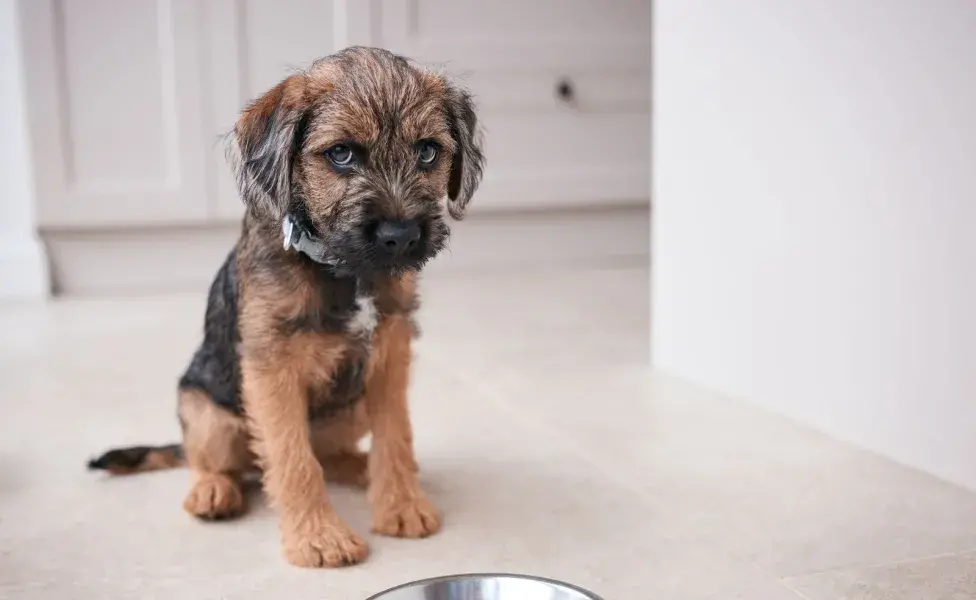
xmin=315 ymin=213 xmax=450 ymax=280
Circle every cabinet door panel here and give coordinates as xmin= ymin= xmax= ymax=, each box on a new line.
xmin=21 ymin=0 xmax=209 ymax=227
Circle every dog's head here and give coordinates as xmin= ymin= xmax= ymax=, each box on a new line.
xmin=228 ymin=47 xmax=484 ymax=276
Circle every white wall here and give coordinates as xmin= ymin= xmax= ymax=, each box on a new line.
xmin=652 ymin=1 xmax=976 ymax=490
xmin=0 ymin=0 xmax=48 ymax=300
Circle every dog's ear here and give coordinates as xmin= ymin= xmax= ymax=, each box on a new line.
xmin=443 ymin=86 xmax=485 ymax=220
xmin=228 ymin=74 xmax=310 ymax=221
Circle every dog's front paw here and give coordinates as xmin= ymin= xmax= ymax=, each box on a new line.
xmin=371 ymin=491 xmax=441 ymax=538
xmin=282 ymin=512 xmax=369 ymax=568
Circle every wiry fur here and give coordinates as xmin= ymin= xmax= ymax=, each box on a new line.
xmin=88 ymin=47 xmax=484 ymax=568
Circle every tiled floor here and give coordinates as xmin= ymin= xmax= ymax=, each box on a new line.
xmin=0 ymin=266 xmax=974 ymax=599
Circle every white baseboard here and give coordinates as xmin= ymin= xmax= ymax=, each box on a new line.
xmin=44 ymin=205 xmax=650 ymax=296
xmin=0 ymin=237 xmax=50 ymax=300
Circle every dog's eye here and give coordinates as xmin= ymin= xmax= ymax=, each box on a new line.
xmin=325 ymin=144 xmax=355 ymax=167
xmin=417 ymin=141 xmax=439 ymax=167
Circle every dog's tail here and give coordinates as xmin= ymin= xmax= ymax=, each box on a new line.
xmin=87 ymin=443 xmax=185 ymax=475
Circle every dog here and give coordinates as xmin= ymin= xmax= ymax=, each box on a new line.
xmin=88 ymin=46 xmax=484 ymax=568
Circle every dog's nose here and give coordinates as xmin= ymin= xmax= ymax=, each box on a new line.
xmin=374 ymin=219 xmax=421 ymax=254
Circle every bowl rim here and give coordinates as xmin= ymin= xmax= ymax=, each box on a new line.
xmin=366 ymin=572 xmax=604 ymax=600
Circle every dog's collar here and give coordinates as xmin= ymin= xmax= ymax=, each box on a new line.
xmin=281 ymin=213 xmax=338 ymax=267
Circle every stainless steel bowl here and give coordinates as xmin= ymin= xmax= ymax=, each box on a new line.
xmin=367 ymin=573 xmax=604 ymax=600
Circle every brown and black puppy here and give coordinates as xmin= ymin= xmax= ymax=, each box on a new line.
xmin=88 ymin=46 xmax=484 ymax=568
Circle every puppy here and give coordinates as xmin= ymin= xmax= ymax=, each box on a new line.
xmin=88 ymin=46 xmax=484 ymax=568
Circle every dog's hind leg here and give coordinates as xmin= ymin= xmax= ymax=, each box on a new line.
xmin=311 ymin=403 xmax=371 ymax=488
xmin=178 ymin=388 xmax=254 ymax=520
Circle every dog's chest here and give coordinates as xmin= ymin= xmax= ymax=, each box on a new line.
xmin=303 ymin=281 xmax=378 ymax=420
xmin=293 ymin=271 xmax=416 ymax=421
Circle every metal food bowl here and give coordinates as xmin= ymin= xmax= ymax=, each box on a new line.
xmin=367 ymin=573 xmax=604 ymax=600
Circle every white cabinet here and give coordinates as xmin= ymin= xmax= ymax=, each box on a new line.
xmin=20 ymin=0 xmax=210 ymax=228
xmin=20 ymin=0 xmax=650 ymax=228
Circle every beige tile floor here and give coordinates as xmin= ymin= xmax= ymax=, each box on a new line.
xmin=0 ymin=266 xmax=974 ymax=599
